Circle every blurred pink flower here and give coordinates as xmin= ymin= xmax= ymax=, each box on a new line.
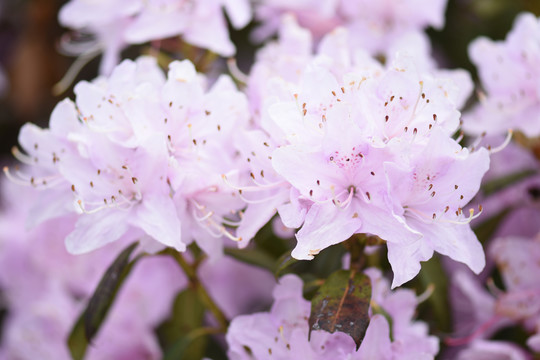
xmin=0 ymin=177 xmax=277 ymax=358
xmin=0 ymin=179 xmax=185 ymax=359
xmin=59 ymin=0 xmax=252 ymax=74
xmin=463 ymin=12 xmax=540 ymax=138
xmin=449 ymin=235 xmax=540 ymax=357
xmin=253 ymin=0 xmax=448 ymax=60
xmin=456 ymin=340 xmax=529 ymax=360
xmin=226 ymin=271 xmax=438 ymax=359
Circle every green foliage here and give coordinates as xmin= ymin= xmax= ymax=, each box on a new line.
xmin=482 ymin=169 xmax=537 ymax=196
xmin=224 ymin=247 xmax=278 ymax=272
xmin=158 ymin=288 xmax=208 ymax=360
xmin=414 ymin=255 xmax=451 ymax=333
xmin=67 ymin=242 xmax=140 ymax=360
xmin=474 ymin=208 xmax=510 ymax=245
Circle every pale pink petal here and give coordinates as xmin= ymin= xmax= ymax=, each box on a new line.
xmin=65 ymin=210 xmax=130 ymax=254
xmin=356 ymin=314 xmax=393 ymax=360
xmin=130 ymin=194 xmax=184 ymax=251
xmin=292 ymin=202 xmax=362 ymax=260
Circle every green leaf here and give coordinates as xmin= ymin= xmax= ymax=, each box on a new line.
xmin=474 ymin=207 xmax=510 ymax=244
xmin=482 ymin=169 xmax=536 ymax=196
xmin=274 ymin=253 xmax=298 ymax=279
xmin=202 ymin=335 xmax=228 ymax=360
xmin=252 ymin=220 xmax=290 ymax=258
xmin=416 ymin=255 xmax=450 ymax=332
xmin=158 ymin=288 xmax=207 ymax=360
xmin=163 ymin=327 xmax=220 ymax=360
xmin=84 ymin=242 xmax=139 ymax=339
xmin=309 ymin=269 xmax=372 ymax=349
xmin=224 ymin=247 xmax=277 ymax=272
xmin=67 ymin=314 xmax=87 ymax=360
xmin=67 ymin=242 xmax=140 ymax=360
xmin=310 ymin=244 xmax=347 ymax=278
xmin=370 ymin=302 xmax=394 ymax=342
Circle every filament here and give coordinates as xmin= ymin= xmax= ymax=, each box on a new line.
xmin=227 ymin=58 xmax=248 ymax=84
xmin=488 ymin=129 xmax=513 ymax=154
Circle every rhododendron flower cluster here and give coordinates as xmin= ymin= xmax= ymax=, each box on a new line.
xmin=8 ymin=57 xmax=249 ymax=257
xmin=2 ymin=2 xmax=540 ymax=359
xmin=232 ymin=16 xmax=486 ymax=287
xmin=237 ymin=40 xmax=489 ymax=286
xmin=464 ymin=13 xmax=540 ymax=138
xmin=270 ymin=58 xmax=488 ymax=287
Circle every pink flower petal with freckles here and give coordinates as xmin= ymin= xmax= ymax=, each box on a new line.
xmin=130 ymin=194 xmax=184 ymax=251
xmin=65 ymin=210 xmax=130 ymax=254
xmin=292 ymin=202 xmax=362 ymax=260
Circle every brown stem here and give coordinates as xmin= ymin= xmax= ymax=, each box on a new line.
xmin=344 ymin=234 xmax=368 ymax=272
xmin=162 ymin=249 xmax=229 ymax=331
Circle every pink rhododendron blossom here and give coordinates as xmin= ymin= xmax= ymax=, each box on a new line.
xmin=263 ymin=55 xmax=488 ymax=287
xmin=234 ymin=16 xmax=474 ymax=253
xmin=272 ymin=216 xmax=296 ymax=239
xmin=199 ymin=255 xmax=276 ymax=318
xmin=253 ymin=0 xmax=341 ymax=41
xmin=364 ymin=268 xmax=439 ymax=358
xmin=456 ymin=340 xmax=530 ymax=360
xmin=8 ymin=57 xmax=249 ymax=257
xmin=226 ymin=271 xmax=438 ymax=359
xmin=476 ymin=175 xmax=540 ymax=239
xmin=449 ymin=235 xmax=540 ymax=356
xmin=339 ymin=0 xmax=447 ymax=56
xmin=448 ymin=269 xmax=510 ymax=357
xmin=253 ymin=0 xmax=448 ymax=58
xmin=469 ymin=139 xmax=540 ymax=239
xmin=59 ymin=0 xmax=252 ymax=74
xmin=247 ymin=15 xmax=472 ymax=120
xmin=490 ymin=236 xmax=540 ymax=324
xmin=463 ymin=12 xmax=540 ymax=138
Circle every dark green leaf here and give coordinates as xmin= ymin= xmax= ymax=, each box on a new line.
xmin=67 ymin=314 xmax=87 ymax=360
xmin=274 ymin=253 xmax=298 ymax=278
xmin=310 ymin=244 xmax=347 ymax=278
xmin=163 ymin=328 xmax=218 ymax=360
xmin=482 ymin=169 xmax=536 ymax=196
xmin=202 ymin=335 xmax=228 ymax=360
xmin=417 ymin=255 xmax=450 ymax=332
xmin=67 ymin=242 xmax=140 ymax=360
xmin=474 ymin=207 xmax=510 ymax=244
xmin=158 ymin=288 xmax=207 ymax=360
xmin=84 ymin=242 xmax=139 ymax=340
xmin=253 ymin=220 xmax=290 ymax=258
xmin=224 ymin=247 xmax=277 ymax=272
xmin=371 ymin=302 xmax=394 ymax=342
xmin=163 ymin=335 xmax=197 ymax=360
xmin=309 ymin=269 xmax=371 ymax=349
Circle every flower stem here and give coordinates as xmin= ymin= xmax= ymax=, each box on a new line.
xmin=344 ymin=234 xmax=368 ymax=272
xmin=162 ymin=249 xmax=229 ymax=331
